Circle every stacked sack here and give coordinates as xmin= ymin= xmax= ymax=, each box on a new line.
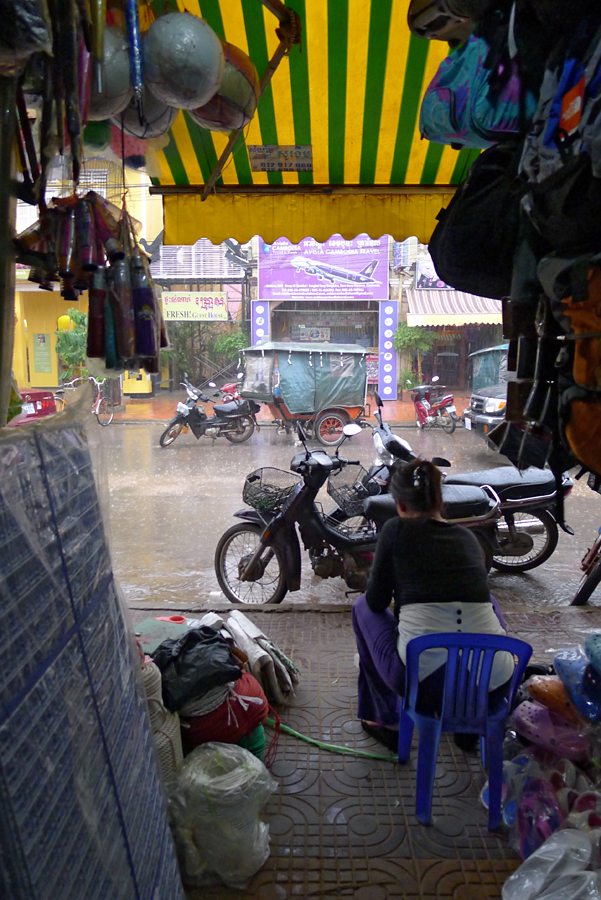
xmin=150 ymin=625 xmax=269 ymax=760
xmin=489 ymin=633 xmax=601 ymax=898
xmin=146 ymin=618 xmax=296 ymax=889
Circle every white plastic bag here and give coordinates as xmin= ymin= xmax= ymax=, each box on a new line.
xmin=169 ymin=742 xmax=277 ymax=888
xmin=502 ymin=831 xmax=592 ymax=900
xmin=537 ymin=872 xmax=601 ymax=900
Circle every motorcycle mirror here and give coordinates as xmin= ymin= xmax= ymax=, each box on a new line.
xmin=432 ymin=456 xmax=451 ymax=467
xmin=431 ymin=375 xmax=440 ymax=383
xmin=208 ymin=381 xmax=216 ymax=388
xmin=374 ymin=391 xmax=383 ymax=407
xmin=342 ymin=423 xmax=362 ymax=437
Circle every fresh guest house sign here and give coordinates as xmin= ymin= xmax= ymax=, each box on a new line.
xmin=161 ymin=292 xmax=228 ymax=321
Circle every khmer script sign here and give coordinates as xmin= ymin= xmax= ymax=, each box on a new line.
xmin=161 ymin=292 xmax=228 ymax=321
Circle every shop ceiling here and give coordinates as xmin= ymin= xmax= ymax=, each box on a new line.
xmin=149 ymin=0 xmax=479 ymax=246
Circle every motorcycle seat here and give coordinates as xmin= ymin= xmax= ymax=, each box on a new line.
xmin=445 ymin=466 xmax=557 ymax=501
xmin=364 ymin=484 xmax=494 ymax=525
xmin=213 ymin=399 xmax=249 ymax=416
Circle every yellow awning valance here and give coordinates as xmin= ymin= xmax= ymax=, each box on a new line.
xmin=162 ymin=188 xmax=457 ymax=245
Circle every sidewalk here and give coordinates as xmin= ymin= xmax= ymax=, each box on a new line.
xmin=112 ymin=390 xmax=472 ymax=425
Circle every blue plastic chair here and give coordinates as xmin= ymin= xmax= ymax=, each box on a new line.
xmin=398 ymin=632 xmax=532 ymax=830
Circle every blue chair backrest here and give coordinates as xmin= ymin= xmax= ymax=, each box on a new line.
xmin=404 ymin=633 xmax=532 ymax=730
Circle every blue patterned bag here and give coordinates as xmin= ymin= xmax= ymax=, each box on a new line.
xmin=419 ymin=34 xmax=537 ymax=149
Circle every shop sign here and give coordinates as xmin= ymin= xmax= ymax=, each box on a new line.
xmin=161 ymin=292 xmax=228 ymax=321
xmin=366 ymin=354 xmax=379 ymax=383
xmin=299 ymin=326 xmax=330 ymax=342
xmin=415 ymin=256 xmax=453 ymax=289
xmin=258 ymin=234 xmax=389 ymax=302
xmin=248 ymin=145 xmax=312 ymax=172
xmin=33 ymin=333 xmax=52 ymax=373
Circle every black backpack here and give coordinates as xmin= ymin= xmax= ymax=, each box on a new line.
xmin=428 ymin=138 xmax=527 ymax=299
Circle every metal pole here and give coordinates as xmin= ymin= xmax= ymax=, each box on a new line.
xmin=0 ymin=76 xmax=17 ymax=428
xmin=201 ymin=39 xmax=290 ymax=201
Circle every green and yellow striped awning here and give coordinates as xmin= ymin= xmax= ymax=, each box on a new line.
xmin=149 ymin=0 xmax=478 ymax=244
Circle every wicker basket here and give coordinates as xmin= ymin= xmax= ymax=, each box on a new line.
xmin=327 ymin=466 xmax=370 ymax=518
xmin=243 ymin=467 xmax=301 ymax=511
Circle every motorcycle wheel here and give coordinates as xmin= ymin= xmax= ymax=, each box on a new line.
xmin=491 ymin=509 xmax=558 ymax=572
xmin=440 ymin=413 xmax=456 ymax=434
xmin=224 ymin=416 xmax=255 ymax=443
xmin=415 ymin=411 xmax=423 ymax=429
xmin=159 ymin=419 xmax=183 ymax=447
xmin=572 ymin=557 xmax=601 ymax=606
xmin=215 ymin=523 xmax=288 ymax=604
xmin=315 ymin=411 xmax=347 ymax=447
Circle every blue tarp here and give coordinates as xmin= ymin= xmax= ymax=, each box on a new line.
xmin=240 ymin=343 xmax=367 ymax=413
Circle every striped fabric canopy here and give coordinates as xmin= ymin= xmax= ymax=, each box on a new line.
xmin=406 ymin=289 xmax=503 ymax=326
xmin=148 ymin=0 xmax=478 ymax=244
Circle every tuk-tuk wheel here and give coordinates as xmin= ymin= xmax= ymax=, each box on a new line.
xmin=315 ymin=411 xmax=348 ymax=447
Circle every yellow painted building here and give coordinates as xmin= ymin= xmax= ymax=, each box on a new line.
xmin=12 ymin=167 xmax=163 ymax=390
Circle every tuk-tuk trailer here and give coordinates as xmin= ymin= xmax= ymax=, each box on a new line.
xmin=239 ymin=342 xmax=370 ymax=446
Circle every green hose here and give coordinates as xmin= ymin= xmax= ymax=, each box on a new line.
xmin=266 ymin=717 xmax=397 ymax=761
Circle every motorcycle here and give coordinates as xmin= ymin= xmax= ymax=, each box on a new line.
xmin=214 ymin=423 xmax=501 ymax=604
xmin=159 ymin=375 xmax=261 ymax=448
xmin=220 ymin=381 xmax=242 ymax=402
xmin=411 ymin=376 xmax=457 ymax=433
xmin=571 ymin=473 xmax=601 ymax=606
xmin=354 ymin=391 xmax=574 ymax=573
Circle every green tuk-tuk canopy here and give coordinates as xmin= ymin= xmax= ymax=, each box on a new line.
xmin=149 ymin=0 xmax=471 ymax=245
xmin=241 ymin=342 xmax=367 ymax=414
xmin=469 ymin=344 xmax=509 ymax=392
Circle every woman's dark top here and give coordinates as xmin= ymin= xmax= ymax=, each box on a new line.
xmin=365 ymin=516 xmax=490 ymax=618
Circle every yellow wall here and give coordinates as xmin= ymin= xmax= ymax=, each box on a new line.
xmin=14 ymin=289 xmax=88 ymax=389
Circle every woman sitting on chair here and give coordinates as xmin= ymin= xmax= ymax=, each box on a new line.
xmin=352 ymin=458 xmax=514 ymax=751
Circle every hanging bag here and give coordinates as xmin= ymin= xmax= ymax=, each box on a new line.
xmin=420 ymin=29 xmax=537 ymax=149
xmin=520 ymin=14 xmax=601 ymax=252
xmin=428 ymin=137 xmax=527 ymax=298
xmin=537 ymin=251 xmax=601 ymax=477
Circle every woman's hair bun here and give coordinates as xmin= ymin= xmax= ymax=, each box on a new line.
xmin=390 ymin=458 xmax=442 ymax=514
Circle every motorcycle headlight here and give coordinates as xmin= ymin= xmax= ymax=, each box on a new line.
xmin=484 ymin=398 xmax=506 ymax=415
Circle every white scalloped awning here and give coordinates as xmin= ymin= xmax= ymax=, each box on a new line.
xmin=405 ymin=289 xmax=502 ymax=326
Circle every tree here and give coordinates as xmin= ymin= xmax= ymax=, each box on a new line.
xmin=54 ymin=308 xmax=89 ymax=381
xmin=209 ymin=329 xmax=250 ymax=367
xmin=393 ymin=323 xmax=436 ymax=383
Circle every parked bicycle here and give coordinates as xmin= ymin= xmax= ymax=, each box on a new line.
xmin=54 ymin=376 xmax=114 ymax=426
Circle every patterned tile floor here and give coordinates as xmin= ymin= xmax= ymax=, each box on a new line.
xmin=135 ymin=605 xmax=601 ymax=900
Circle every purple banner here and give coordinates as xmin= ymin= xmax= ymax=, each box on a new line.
xmin=258 ymin=235 xmax=389 ymax=302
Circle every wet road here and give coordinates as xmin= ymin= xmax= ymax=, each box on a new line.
xmin=97 ymin=421 xmax=601 ymax=612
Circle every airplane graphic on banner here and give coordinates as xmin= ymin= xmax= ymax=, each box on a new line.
xmin=290 ymin=256 xmax=380 ymax=285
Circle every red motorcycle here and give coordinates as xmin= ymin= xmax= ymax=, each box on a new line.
xmin=411 ymin=376 xmax=457 ymax=434
xmin=220 ymin=382 xmax=241 ymax=402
